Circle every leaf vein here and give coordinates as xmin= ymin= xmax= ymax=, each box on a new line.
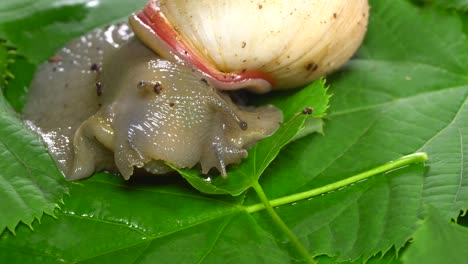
xmin=60 ymin=211 xmax=151 ymax=238
xmin=330 ymin=85 xmax=467 ymax=117
xmin=74 ymin=240 xmax=151 ymax=264
xmin=0 ymin=244 xmax=66 ymax=263
xmin=88 ymin=180 xmax=240 ymax=207
xmin=418 ymin=96 xmax=467 ymax=151
xmin=452 ymin=128 xmax=465 ymax=210
xmin=130 ymin=242 xmax=152 ymax=264
xmin=196 ymin=216 xmax=233 ymax=264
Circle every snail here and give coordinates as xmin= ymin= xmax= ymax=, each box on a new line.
xmin=130 ymin=0 xmax=369 ymax=92
xmin=23 ymin=0 xmax=369 ymax=181
xmin=23 ymin=24 xmax=282 ymax=180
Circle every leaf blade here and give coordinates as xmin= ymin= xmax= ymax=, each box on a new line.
xmin=246 ymin=0 xmax=468 ymax=260
xmin=402 ymin=207 xmax=468 ymax=264
xmin=0 ymin=93 xmax=68 ymax=234
xmin=176 ymin=80 xmax=330 ymax=195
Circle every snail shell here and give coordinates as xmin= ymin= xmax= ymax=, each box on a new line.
xmin=130 ymin=0 xmax=369 ymax=92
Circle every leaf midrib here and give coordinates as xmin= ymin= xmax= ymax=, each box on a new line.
xmin=452 ymin=128 xmax=465 ymax=213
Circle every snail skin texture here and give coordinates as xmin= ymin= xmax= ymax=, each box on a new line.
xmin=130 ymin=0 xmax=369 ymax=92
xmin=24 ymin=24 xmax=282 ymax=180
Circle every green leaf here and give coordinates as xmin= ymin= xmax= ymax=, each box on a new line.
xmin=412 ymin=0 xmax=468 ymax=11
xmin=0 ymin=159 xmax=424 ymax=263
xmin=0 ymin=94 xmax=68 ymax=234
xmin=402 ymin=207 xmax=468 ymax=264
xmin=0 ymin=31 xmax=68 ymax=235
xmin=0 ymin=42 xmax=16 ymax=92
xmin=253 ymin=163 xmax=426 ymax=261
xmin=0 ymin=0 xmax=147 ymax=64
xmin=245 ymin=0 xmax=468 ymax=260
xmin=435 ymin=0 xmax=468 ymax=10
xmin=0 ymin=42 xmax=35 ymax=111
xmin=265 ymin=78 xmax=330 ymax=120
xmin=0 ymin=0 xmax=467 ymax=263
xmin=3 ymin=55 xmax=35 ymax=112
xmin=0 ymin=174 xmax=290 ymax=263
xmin=175 ymin=80 xmax=330 ymax=195
xmin=316 ymin=249 xmax=402 ymax=264
xmin=0 ymin=43 xmax=8 ymax=87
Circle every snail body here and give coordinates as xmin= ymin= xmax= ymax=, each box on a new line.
xmin=24 ymin=24 xmax=281 ymax=180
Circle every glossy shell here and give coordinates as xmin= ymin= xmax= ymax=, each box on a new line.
xmin=131 ymin=0 xmax=369 ymax=92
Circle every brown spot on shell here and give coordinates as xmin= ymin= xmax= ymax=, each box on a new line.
xmin=306 ymin=63 xmax=319 ymax=72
